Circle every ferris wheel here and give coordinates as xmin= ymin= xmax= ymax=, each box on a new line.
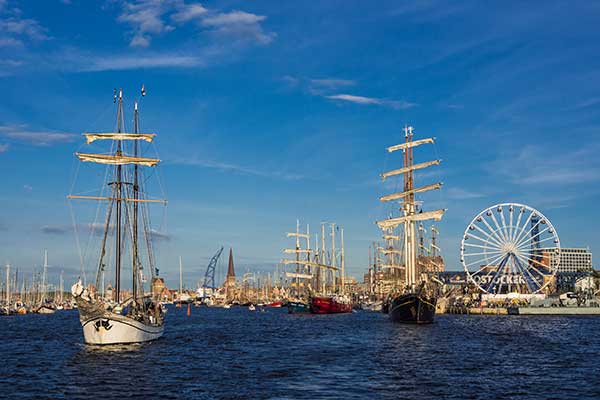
xmin=460 ymin=203 xmax=560 ymax=295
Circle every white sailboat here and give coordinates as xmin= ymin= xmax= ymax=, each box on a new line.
xmin=35 ymin=250 xmax=56 ymax=314
xmin=70 ymin=88 xmax=166 ymax=344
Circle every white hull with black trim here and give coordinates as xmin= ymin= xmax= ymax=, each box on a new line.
xmin=81 ymin=313 xmax=164 ymax=345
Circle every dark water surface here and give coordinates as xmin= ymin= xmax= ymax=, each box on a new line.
xmin=1 ymin=307 xmax=599 ymax=399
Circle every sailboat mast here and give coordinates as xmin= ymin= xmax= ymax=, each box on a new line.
xmin=5 ymin=264 xmax=10 ymax=305
xmin=340 ymin=227 xmax=345 ymax=294
xmin=115 ymin=88 xmax=124 ymax=303
xmin=42 ymin=250 xmax=48 ymax=304
xmin=295 ymin=219 xmax=300 ymax=298
xmin=59 ymin=271 xmax=64 ymax=304
xmin=330 ymin=223 xmax=336 ymax=293
xmin=132 ymin=101 xmax=140 ymax=301
xmin=321 ymin=223 xmax=326 ymax=293
xmin=179 ymin=256 xmax=183 ymax=299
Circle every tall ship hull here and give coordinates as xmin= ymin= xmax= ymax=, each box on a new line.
xmin=310 ymin=296 xmax=352 ymax=314
xmin=80 ymin=309 xmax=163 ymax=345
xmin=73 ymin=283 xmax=164 ymax=345
xmin=389 ymin=292 xmax=436 ymax=324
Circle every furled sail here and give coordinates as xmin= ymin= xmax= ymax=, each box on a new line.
xmin=376 ymin=209 xmax=446 ymax=229
xmin=76 ymin=153 xmax=160 ymax=167
xmin=382 ymin=249 xmax=402 ymax=255
xmin=383 ymin=234 xmax=400 ymax=241
xmin=83 ymin=133 xmax=156 ymax=144
xmin=286 ymin=232 xmax=310 ymax=239
xmin=285 ymin=272 xmax=314 ymax=279
xmin=283 ymin=249 xmax=311 ymax=254
xmin=381 ymin=264 xmax=405 ymax=270
xmin=381 ymin=159 xmax=441 ymax=181
xmin=380 ymin=183 xmax=442 ymax=202
xmin=387 ymin=137 xmax=434 ymax=153
xmin=281 ymin=259 xmax=339 ymax=271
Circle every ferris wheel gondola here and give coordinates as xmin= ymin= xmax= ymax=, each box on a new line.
xmin=460 ymin=203 xmax=560 ymax=295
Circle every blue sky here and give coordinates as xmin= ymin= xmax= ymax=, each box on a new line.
xmin=1 ymin=0 xmax=599 ymax=289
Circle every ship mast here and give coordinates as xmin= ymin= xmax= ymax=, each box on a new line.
xmin=403 ymin=126 xmax=416 ymax=287
xmin=377 ymin=125 xmax=446 ymax=291
xmin=132 ymin=100 xmax=140 ymax=302
xmin=115 ymin=88 xmax=124 ymax=303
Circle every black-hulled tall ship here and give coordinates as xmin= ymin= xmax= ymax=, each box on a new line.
xmin=69 ymin=88 xmax=167 ymax=344
xmin=377 ymin=126 xmax=446 ymax=324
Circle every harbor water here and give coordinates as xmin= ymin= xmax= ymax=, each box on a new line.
xmin=1 ymin=307 xmax=599 ymax=399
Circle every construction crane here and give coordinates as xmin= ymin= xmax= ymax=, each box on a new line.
xmin=200 ymin=246 xmax=224 ymax=299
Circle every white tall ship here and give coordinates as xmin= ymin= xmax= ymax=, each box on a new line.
xmin=69 ymin=88 xmax=166 ymax=344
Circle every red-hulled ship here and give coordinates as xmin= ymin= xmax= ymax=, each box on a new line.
xmin=310 ymin=295 xmax=352 ymax=314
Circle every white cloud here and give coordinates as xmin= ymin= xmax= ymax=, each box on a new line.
xmin=0 ymin=17 xmax=48 ymax=41
xmin=201 ymin=10 xmax=264 ymax=26
xmin=171 ymin=3 xmax=207 ymax=23
xmin=0 ymin=124 xmax=76 ymax=146
xmin=0 ymin=11 xmax=48 ymax=53
xmin=118 ymin=0 xmax=175 ymax=47
xmin=0 ymin=143 xmax=8 ymax=153
xmin=75 ymin=53 xmax=204 ymax=71
xmin=326 ymin=94 xmax=416 ymax=109
xmin=117 ymin=2 xmax=274 ymax=47
xmin=326 ymin=94 xmax=381 ymax=105
xmin=200 ymin=10 xmax=275 ymax=45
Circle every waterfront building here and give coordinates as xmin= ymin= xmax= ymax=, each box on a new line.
xmin=543 ymin=247 xmax=593 ymax=273
xmin=151 ymin=277 xmax=166 ymax=300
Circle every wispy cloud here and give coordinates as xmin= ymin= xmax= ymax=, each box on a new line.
xmin=325 ymin=94 xmax=417 ymax=109
xmin=41 ymin=225 xmax=71 ymax=235
xmin=0 ymin=17 xmax=48 ymax=41
xmin=0 ymin=143 xmax=8 ymax=153
xmin=200 ymin=10 xmax=275 ymax=45
xmin=117 ymin=1 xmax=274 ymax=47
xmin=171 ymin=3 xmax=207 ymax=23
xmin=172 ymin=156 xmax=304 ymax=181
xmin=41 ymin=223 xmax=171 ymax=241
xmin=0 ymin=124 xmax=76 ymax=146
xmin=446 ymin=187 xmax=485 ymax=200
xmin=564 ymin=97 xmax=600 ymax=111
xmin=73 ymin=52 xmax=205 ymax=72
xmin=0 ymin=4 xmax=48 ymax=50
xmin=118 ymin=0 xmax=175 ymax=47
xmin=488 ymin=144 xmax=600 ymax=186
xmin=281 ymin=76 xmax=357 ymax=95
